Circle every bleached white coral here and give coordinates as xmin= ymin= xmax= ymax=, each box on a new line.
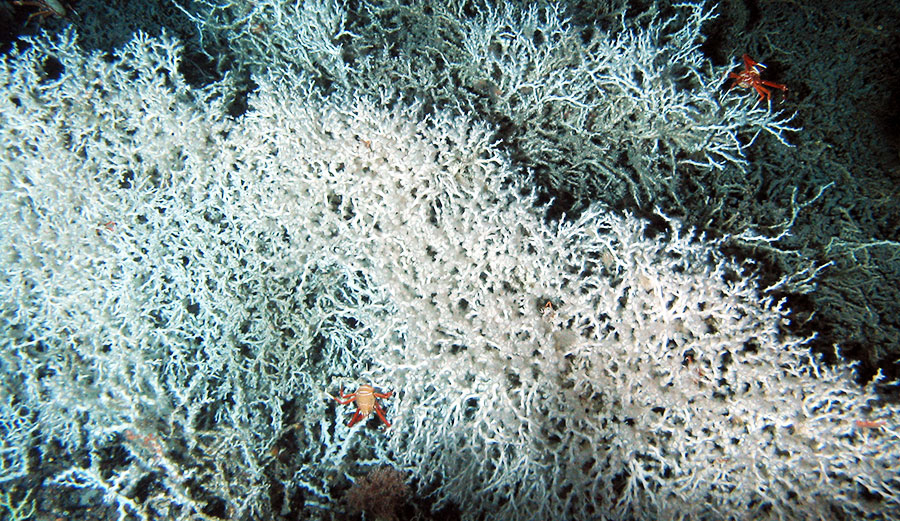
xmin=0 ymin=12 xmax=897 ymax=521
xmin=234 ymin=76 xmax=897 ymax=519
xmin=179 ymin=0 xmax=797 ymax=214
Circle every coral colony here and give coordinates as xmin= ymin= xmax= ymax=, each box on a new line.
xmin=1 ymin=1 xmax=897 ymax=520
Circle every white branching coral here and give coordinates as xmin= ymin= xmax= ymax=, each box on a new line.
xmin=1 ymin=4 xmax=897 ymax=521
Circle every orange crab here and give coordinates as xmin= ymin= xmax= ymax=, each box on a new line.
xmin=333 ymin=384 xmax=392 ymax=428
xmin=727 ymin=54 xmax=788 ymax=102
xmin=12 ymin=0 xmax=67 ymax=24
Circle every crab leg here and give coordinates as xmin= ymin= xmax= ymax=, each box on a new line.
xmin=333 ymin=389 xmax=357 ymax=404
xmin=347 ymin=409 xmax=366 ymax=427
xmin=374 ymin=402 xmax=391 ymax=428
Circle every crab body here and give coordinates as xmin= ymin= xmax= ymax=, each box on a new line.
xmin=334 ymin=384 xmax=392 ymax=427
xmin=728 ymin=54 xmax=788 ymax=102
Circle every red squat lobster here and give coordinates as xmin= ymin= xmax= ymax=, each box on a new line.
xmin=12 ymin=0 xmax=67 ymax=23
xmin=333 ymin=384 xmax=392 ymax=428
xmin=727 ymin=54 xmax=788 ymax=102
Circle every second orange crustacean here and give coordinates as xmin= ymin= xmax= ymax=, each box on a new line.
xmin=727 ymin=54 xmax=788 ymax=103
xmin=334 ymin=384 xmax=392 ymax=428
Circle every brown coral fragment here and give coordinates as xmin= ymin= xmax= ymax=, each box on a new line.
xmin=344 ymin=466 xmax=410 ymax=521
